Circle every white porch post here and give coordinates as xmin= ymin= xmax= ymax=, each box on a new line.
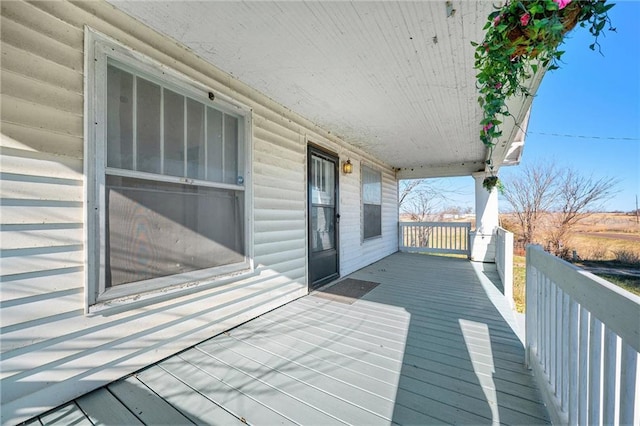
xmin=470 ymin=172 xmax=499 ymax=262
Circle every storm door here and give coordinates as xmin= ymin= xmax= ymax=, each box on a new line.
xmin=308 ymin=146 xmax=339 ymax=290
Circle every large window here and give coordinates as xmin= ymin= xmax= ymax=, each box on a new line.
xmin=362 ymin=165 xmax=382 ymax=239
xmin=87 ymin=30 xmax=250 ymax=307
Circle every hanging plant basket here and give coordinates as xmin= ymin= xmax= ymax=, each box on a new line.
xmin=482 ymin=176 xmax=500 ymax=192
xmin=506 ymin=1 xmax=583 ymax=58
xmin=473 ymin=0 xmax=615 ymax=151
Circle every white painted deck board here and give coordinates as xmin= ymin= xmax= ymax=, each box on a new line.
xmin=135 ymin=366 xmax=243 ymax=425
xmin=175 ymin=350 xmax=343 ymax=425
xmin=38 ymin=402 xmax=90 ymax=426
xmin=75 ymin=388 xmax=143 ymax=425
xmin=157 ymin=356 xmax=295 ymax=425
xmin=225 ymin=322 xmax=403 ymax=392
xmin=35 ymin=253 xmax=550 ymax=425
xmin=107 ymin=377 xmax=194 ymax=425
xmin=199 ymin=336 xmax=395 ymax=421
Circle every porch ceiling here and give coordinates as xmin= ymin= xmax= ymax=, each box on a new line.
xmin=109 ymin=1 xmax=536 ymax=178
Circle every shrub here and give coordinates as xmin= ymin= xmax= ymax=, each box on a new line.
xmin=613 ymin=250 xmax=640 ymax=266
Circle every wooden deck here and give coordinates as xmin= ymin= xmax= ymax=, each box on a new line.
xmin=30 ymin=253 xmax=550 ymax=425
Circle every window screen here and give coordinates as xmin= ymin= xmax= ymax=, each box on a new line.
xmin=107 ymin=64 xmax=242 ymax=184
xmin=362 ymin=166 xmax=382 ymax=239
xmin=102 ymin=62 xmax=246 ymax=294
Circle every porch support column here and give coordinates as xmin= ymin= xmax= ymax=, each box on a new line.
xmin=470 ymin=172 xmax=499 ymax=262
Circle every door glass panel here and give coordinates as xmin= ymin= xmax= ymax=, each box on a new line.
xmin=310 ymin=154 xmax=336 ymax=252
xmin=311 ymin=156 xmax=335 ymax=206
xmin=311 ymin=206 xmax=335 ymax=252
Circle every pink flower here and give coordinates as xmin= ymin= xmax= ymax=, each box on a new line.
xmin=495 ymin=82 xmax=503 ymax=89
xmin=553 ymin=0 xmax=572 ymax=10
xmin=520 ymin=13 xmax=531 ymax=26
xmin=493 ymin=15 xmax=501 ymax=26
xmin=483 ymin=123 xmax=494 ymax=133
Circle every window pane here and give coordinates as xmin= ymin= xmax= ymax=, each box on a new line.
xmin=224 ymin=114 xmax=238 ymax=185
xmin=311 ymin=206 xmax=335 ymax=252
xmin=136 ymin=77 xmax=161 ymax=173
xmin=206 ymin=107 xmax=223 ymax=182
xmin=105 ymin=175 xmax=245 ymax=287
xmin=107 ymin=66 xmax=133 ymax=169
xmin=186 ymin=98 xmax=205 ymax=179
xmin=362 ymin=166 xmax=381 ymax=204
xmin=363 ymin=204 xmax=382 ymax=239
xmin=164 ymin=89 xmax=185 ymax=177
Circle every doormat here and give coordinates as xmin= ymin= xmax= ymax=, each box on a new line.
xmin=314 ymin=278 xmax=380 ymax=305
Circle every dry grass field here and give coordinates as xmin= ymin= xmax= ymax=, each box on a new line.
xmin=570 ymin=212 xmax=640 ymax=260
xmin=502 ymin=212 xmax=640 ymax=312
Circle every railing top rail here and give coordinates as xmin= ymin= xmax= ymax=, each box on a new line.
xmin=527 ymin=245 xmax=640 ymax=352
xmin=399 ymin=221 xmax=471 ymax=228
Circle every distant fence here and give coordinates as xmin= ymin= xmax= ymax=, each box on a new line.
xmin=399 ymin=222 xmax=471 ymax=256
xmin=526 ymin=245 xmax=639 ymax=425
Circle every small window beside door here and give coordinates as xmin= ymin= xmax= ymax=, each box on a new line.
xmin=362 ymin=165 xmax=382 ymax=240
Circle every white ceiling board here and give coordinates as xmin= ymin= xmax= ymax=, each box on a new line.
xmin=109 ymin=1 xmax=530 ymax=176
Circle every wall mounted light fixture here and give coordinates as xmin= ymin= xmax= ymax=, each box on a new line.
xmin=342 ymin=159 xmax=353 ymax=174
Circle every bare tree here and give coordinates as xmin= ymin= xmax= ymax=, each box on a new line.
xmin=502 ymin=163 xmax=559 ymax=245
xmin=547 ymin=170 xmax=618 ymax=257
xmin=399 ymin=179 xmax=457 ymax=246
xmin=399 ymin=179 xmax=424 ymax=208
xmin=399 ymin=179 xmax=453 ymax=221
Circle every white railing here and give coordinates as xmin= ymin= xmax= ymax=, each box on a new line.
xmin=399 ymin=222 xmax=471 ymax=256
xmin=496 ymin=227 xmax=514 ymax=308
xmin=525 ymin=245 xmax=640 ymax=425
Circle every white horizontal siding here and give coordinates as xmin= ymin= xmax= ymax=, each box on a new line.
xmin=0 ymin=147 xmax=83 ymax=179
xmin=0 ymin=42 xmax=83 ymax=94
xmin=1 ymin=269 xmax=84 ymax=303
xmin=0 ymin=177 xmax=83 ymax=202
xmin=0 ymin=225 xmax=84 ymax=251
xmin=0 ymin=1 xmax=398 ymax=424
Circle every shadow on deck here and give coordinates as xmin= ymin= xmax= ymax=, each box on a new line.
xmin=33 ymin=253 xmax=550 ymax=425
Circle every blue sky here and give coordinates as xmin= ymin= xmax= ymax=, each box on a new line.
xmin=433 ymin=0 xmax=640 ymax=213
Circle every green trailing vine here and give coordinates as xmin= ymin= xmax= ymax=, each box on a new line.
xmin=473 ymin=0 xmax=615 ymax=191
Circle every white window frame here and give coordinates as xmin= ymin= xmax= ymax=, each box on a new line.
xmin=361 ymin=164 xmax=382 ymax=241
xmin=85 ymin=28 xmax=253 ymax=312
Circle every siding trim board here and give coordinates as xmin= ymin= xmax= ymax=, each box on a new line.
xmin=0 ymin=1 xmax=398 ymax=424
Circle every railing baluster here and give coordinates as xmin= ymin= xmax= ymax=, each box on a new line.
xmin=537 ymin=271 xmax=544 ymax=367
xmin=619 ymin=342 xmax=637 ymax=425
xmin=542 ymin=277 xmax=548 ymax=372
xmin=602 ymin=328 xmax=617 ymax=425
xmin=588 ymin=317 xmax=603 ymax=426
xmin=550 ymin=281 xmax=557 ymax=388
xmin=561 ymin=291 xmax=570 ymax=412
xmin=578 ymin=306 xmax=590 ymax=426
xmin=555 ymin=286 xmax=563 ymax=397
xmin=568 ymin=299 xmax=579 ymax=425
